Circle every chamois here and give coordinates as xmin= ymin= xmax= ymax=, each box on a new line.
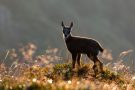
xmin=61 ymin=22 xmax=104 ymax=74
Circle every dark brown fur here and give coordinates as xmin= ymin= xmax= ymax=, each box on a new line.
xmin=62 ymin=22 xmax=104 ymax=74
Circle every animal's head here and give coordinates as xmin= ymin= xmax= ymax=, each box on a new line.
xmin=61 ymin=21 xmax=73 ymax=38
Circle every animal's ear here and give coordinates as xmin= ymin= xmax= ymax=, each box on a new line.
xmin=61 ymin=21 xmax=64 ymax=27
xmin=70 ymin=22 xmax=73 ymax=28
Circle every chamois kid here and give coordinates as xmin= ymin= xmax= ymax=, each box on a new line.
xmin=61 ymin=22 xmax=104 ymax=74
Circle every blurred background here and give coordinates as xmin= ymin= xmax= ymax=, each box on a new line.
xmin=0 ymin=0 xmax=134 ymax=63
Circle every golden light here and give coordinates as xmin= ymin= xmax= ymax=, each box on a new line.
xmin=47 ymin=79 xmax=53 ymax=84
xmin=67 ymin=80 xmax=71 ymax=84
xmin=32 ymin=78 xmax=37 ymax=82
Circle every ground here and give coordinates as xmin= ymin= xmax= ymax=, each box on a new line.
xmin=0 ymin=43 xmax=134 ymax=90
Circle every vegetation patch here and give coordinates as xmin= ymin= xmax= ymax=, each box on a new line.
xmin=0 ymin=43 xmax=134 ymax=90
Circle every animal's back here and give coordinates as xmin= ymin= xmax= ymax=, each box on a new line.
xmin=66 ymin=36 xmax=103 ymax=54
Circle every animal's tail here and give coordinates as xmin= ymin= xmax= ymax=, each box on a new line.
xmin=99 ymin=45 xmax=104 ymax=53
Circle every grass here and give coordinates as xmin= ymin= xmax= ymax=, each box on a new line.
xmin=0 ymin=43 xmax=135 ymax=90
xmin=0 ymin=63 xmax=134 ymax=90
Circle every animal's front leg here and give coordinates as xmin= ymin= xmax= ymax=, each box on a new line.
xmin=77 ymin=54 xmax=81 ymax=67
xmin=71 ymin=53 xmax=77 ymax=68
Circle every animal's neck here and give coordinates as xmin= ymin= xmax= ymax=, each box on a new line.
xmin=63 ymin=34 xmax=72 ymax=41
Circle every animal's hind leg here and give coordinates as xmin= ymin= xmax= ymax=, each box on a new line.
xmin=93 ymin=64 xmax=99 ymax=76
xmin=71 ymin=53 xmax=77 ymax=68
xmin=87 ymin=54 xmax=103 ymax=75
xmin=77 ymin=54 xmax=81 ymax=67
xmin=93 ymin=56 xmax=103 ymax=73
xmin=87 ymin=54 xmax=99 ymax=74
